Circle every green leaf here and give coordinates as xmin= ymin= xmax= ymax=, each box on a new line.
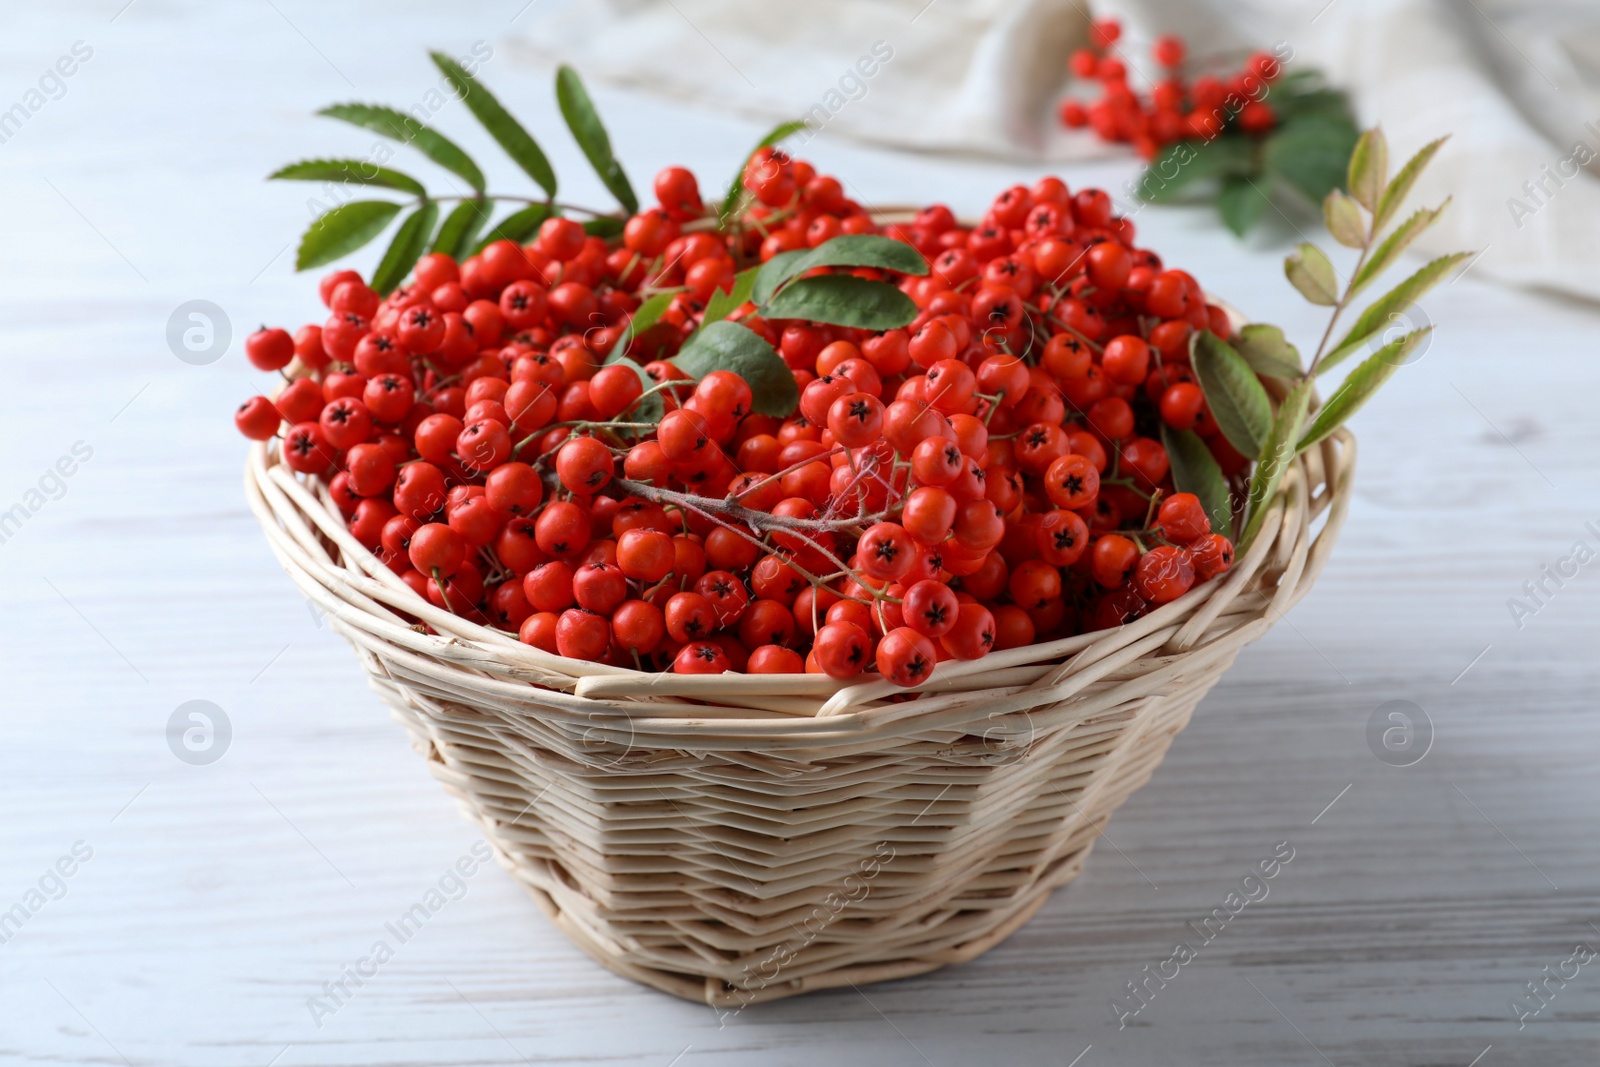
xmin=471 ymin=202 xmax=552 ymax=254
xmin=751 ymin=234 xmax=926 ymax=305
xmin=623 ymin=290 xmax=675 ymax=345
xmin=318 ymin=104 xmax=485 ymax=193
xmin=671 ymin=321 xmax=798 ymax=417
xmin=296 ymin=200 xmax=404 ymax=271
xmin=1162 ymin=425 xmax=1235 ymax=538
xmin=701 ymin=266 xmax=759 ymax=328
xmin=720 ymin=119 xmax=807 ymax=223
xmin=371 ymin=199 xmax=438 ymax=294
xmin=1233 ymin=324 xmax=1303 ymax=377
xmin=1272 ymin=71 xmax=1356 ymax=125
xmin=761 ymin=275 xmax=918 ymax=330
xmin=1192 ymin=329 xmax=1273 ymax=460
xmin=1135 ymin=136 xmax=1256 ymax=205
xmin=1299 ymin=329 xmax=1426 ymax=452
xmin=1285 ymin=242 xmax=1340 ymax=306
xmin=269 ymin=158 xmax=426 ymax=196
xmin=1321 ymin=252 xmax=1471 ymax=372
xmin=430 ymin=51 xmax=557 ymax=197
xmin=1241 ymin=378 xmax=1314 ymax=548
xmin=1323 ymin=189 xmax=1366 ymax=248
xmin=1347 ymin=127 xmax=1389 ymax=212
xmin=431 ymin=198 xmax=494 ymax=258
xmin=1263 ymin=116 xmax=1360 ymax=204
xmin=1273 ymin=86 xmax=1355 ymax=125
xmin=1375 ymin=136 xmax=1447 ymax=231
xmin=554 ymin=65 xmax=638 ymax=214
xmin=582 ymin=216 xmax=625 ymax=238
xmin=1217 ymin=175 xmax=1270 ymax=236
xmin=1350 ymin=199 xmax=1450 ymax=297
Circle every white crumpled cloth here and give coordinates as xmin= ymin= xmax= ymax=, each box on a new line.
xmin=511 ymin=0 xmax=1600 ymax=302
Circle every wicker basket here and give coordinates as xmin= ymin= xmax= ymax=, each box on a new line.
xmin=244 ymin=266 xmax=1355 ymax=1005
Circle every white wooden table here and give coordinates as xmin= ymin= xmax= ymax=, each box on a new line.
xmin=3 ymin=3 xmax=1598 ymax=1064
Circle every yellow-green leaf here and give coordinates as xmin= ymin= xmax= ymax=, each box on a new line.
xmin=1321 ymin=252 xmax=1470 ymax=372
xmin=1299 ymin=329 xmax=1427 ymax=451
xmin=1241 ymin=379 xmax=1313 ymax=548
xmin=1323 ymin=189 xmax=1366 ymax=248
xmin=1348 ymin=127 xmax=1388 ymax=212
xmin=1375 ymin=136 xmax=1448 ymax=232
xmin=1233 ymin=324 xmax=1303 ymax=378
xmin=1350 ymin=199 xmax=1450 ymax=297
xmin=1285 ymin=242 xmax=1340 ymax=306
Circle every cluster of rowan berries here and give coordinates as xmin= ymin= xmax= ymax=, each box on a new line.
xmin=1058 ymin=18 xmax=1283 ymax=158
xmin=236 ymin=150 xmax=1239 ymax=686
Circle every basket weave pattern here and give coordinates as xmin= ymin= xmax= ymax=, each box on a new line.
xmin=246 ymin=372 xmax=1353 ymax=1006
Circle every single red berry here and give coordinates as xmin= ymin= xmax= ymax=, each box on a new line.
xmin=694 ymin=570 xmax=751 ymax=628
xmin=408 ymin=522 xmax=466 ymax=578
xmin=523 ymin=560 xmax=577 ymax=613
xmin=234 ymin=396 xmax=280 ymax=440
xmin=857 ymin=523 xmax=916 ymax=582
xmin=1191 ymin=533 xmax=1235 ymax=580
xmin=613 ymin=599 xmax=666 ymax=655
xmin=1102 ymin=335 xmax=1151 ymax=385
xmin=485 ymin=462 xmax=544 ymax=517
xmin=555 ymin=608 xmax=610 ymax=661
xmin=535 ymin=501 xmax=590 ymax=556
xmin=397 ymin=305 xmax=446 ymax=354
xmin=1043 ymin=454 xmax=1100 ymax=510
xmin=344 ymin=442 xmax=396 ymax=497
xmin=674 ymin=641 xmax=731 ymax=674
xmin=902 ymin=580 xmax=960 ymax=639
xmin=245 ymin=327 xmax=295 ymax=372
xmin=456 ymin=418 xmax=512 ymax=474
xmin=1160 ymin=382 xmax=1206 ymax=431
xmin=877 ymin=627 xmax=937 ymax=687
xmin=665 ymin=591 xmax=717 ymax=643
xmin=940 ymin=602 xmax=996 ymax=660
xmin=814 ymin=621 xmax=871 ymax=678
xmin=573 ymin=561 xmax=628 ymax=614
xmin=555 ymin=435 xmax=616 ymax=494
xmin=1091 ymin=534 xmax=1139 ymax=588
xmin=617 ymin=528 xmax=675 ymax=583
xmin=1133 ymin=545 xmax=1196 ymax=604
xmin=1152 ymin=34 xmax=1186 ymax=68
xmin=748 ymin=644 xmax=804 ymax=674
xmin=1158 ymin=492 xmax=1212 ymax=544
xmin=281 ymin=422 xmax=334 ymax=474
xmin=826 ymin=392 xmax=885 ymax=449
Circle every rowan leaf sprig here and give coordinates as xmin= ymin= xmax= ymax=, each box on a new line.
xmin=1171 ymin=128 xmax=1469 ymax=548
